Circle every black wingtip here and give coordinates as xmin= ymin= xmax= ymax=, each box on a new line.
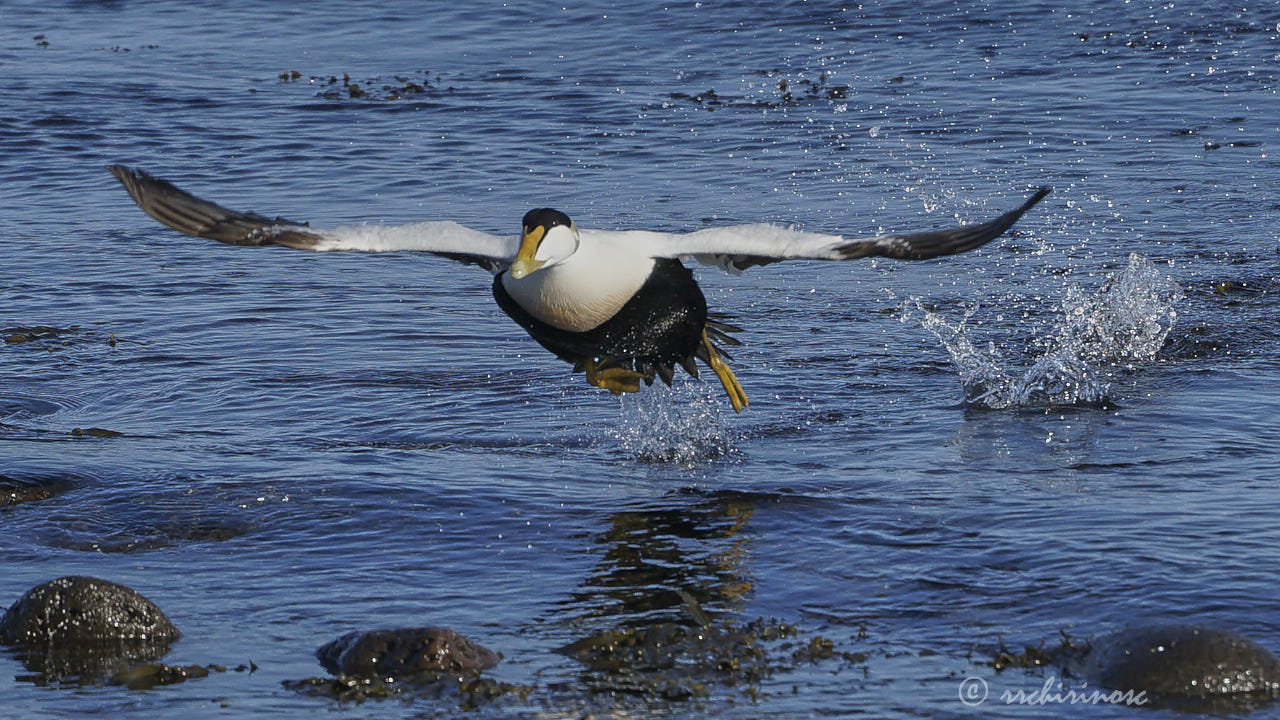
xmin=106 ymin=164 xmax=137 ymax=182
xmin=107 ymin=164 xmax=149 ymax=208
xmin=106 ymin=164 xmax=154 ymax=199
xmin=992 ymin=185 xmax=1052 ymax=233
xmin=855 ymin=185 xmax=1052 ymax=260
xmin=104 ymin=164 xmax=324 ymax=247
xmin=1027 ymin=186 xmax=1052 ymax=209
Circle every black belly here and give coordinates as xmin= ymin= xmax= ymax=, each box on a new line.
xmin=492 ymin=258 xmax=707 ymax=376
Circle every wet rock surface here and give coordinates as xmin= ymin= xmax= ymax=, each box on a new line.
xmin=316 ymin=627 xmax=500 ymax=679
xmin=1082 ymin=625 xmax=1280 ymax=700
xmin=0 ymin=576 xmax=180 ymax=683
xmin=0 ymin=576 xmax=180 ymax=646
xmin=996 ymin=625 xmax=1280 ymax=713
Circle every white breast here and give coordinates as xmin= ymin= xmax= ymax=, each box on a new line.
xmin=500 ymin=230 xmax=655 ymax=332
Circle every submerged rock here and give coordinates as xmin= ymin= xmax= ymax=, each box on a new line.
xmin=1082 ymin=625 xmax=1280 ymax=700
xmin=317 ymin=627 xmax=499 ymax=679
xmin=0 ymin=474 xmax=62 ymax=507
xmin=0 ymin=576 xmax=180 ymax=683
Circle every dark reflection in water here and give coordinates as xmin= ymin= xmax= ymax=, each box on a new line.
xmin=553 ymin=491 xmax=850 ymax=706
xmin=8 ymin=639 xmax=176 ymax=686
xmin=566 ymin=490 xmax=756 ymax=626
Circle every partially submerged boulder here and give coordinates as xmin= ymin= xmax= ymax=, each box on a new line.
xmin=0 ymin=576 xmax=180 ymax=682
xmin=1082 ymin=625 xmax=1280 ymax=699
xmin=317 ymin=627 xmax=499 ymax=679
xmin=0 ymin=575 xmax=179 ymax=646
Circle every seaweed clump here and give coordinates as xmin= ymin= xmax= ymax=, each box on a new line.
xmin=662 ymin=70 xmax=851 ymax=112
xmin=284 ymin=673 xmax=532 ymax=709
xmin=4 ymin=325 xmax=79 ymax=349
xmin=275 ymin=70 xmax=443 ymax=102
xmin=990 ymin=631 xmax=1086 ymax=671
xmin=110 ymin=662 xmax=223 ymax=690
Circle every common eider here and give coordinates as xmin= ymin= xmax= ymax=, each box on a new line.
xmin=107 ymin=165 xmax=1050 ymax=413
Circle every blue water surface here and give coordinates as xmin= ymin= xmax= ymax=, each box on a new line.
xmin=2 ymin=1 xmax=1279 ymax=718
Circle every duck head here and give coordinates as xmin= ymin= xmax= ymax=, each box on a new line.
xmin=509 ymin=208 xmax=578 ymax=279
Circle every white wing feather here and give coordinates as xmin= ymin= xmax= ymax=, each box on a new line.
xmin=316 ymin=221 xmax=516 ymax=257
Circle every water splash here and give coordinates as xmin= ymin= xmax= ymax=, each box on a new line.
xmin=608 ymin=381 xmax=737 ymax=465
xmin=910 ymin=254 xmax=1184 ymax=409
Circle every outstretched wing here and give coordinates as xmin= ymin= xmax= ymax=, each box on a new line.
xmin=639 ymin=187 xmax=1051 ymax=272
xmin=107 ymin=165 xmax=518 ymax=272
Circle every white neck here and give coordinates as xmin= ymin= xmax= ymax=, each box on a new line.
xmin=501 ymin=229 xmax=655 ymax=332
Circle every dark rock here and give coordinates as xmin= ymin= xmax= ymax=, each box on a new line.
xmin=68 ymin=427 xmax=123 ymax=438
xmin=1 ymin=576 xmax=179 ymax=646
xmin=0 ymin=576 xmax=180 ymax=683
xmin=317 ymin=627 xmax=499 ymax=679
xmin=1083 ymin=625 xmax=1280 ymax=700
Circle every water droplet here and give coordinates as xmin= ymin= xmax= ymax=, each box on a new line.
xmin=908 ymin=254 xmax=1183 ymax=409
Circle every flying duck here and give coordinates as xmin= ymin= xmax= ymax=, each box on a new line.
xmin=107 ymin=165 xmax=1050 ymax=413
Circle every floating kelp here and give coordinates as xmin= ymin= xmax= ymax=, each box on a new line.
xmin=284 ymin=672 xmax=532 ymax=707
xmin=3 ymin=325 xmax=77 ymax=349
xmin=111 ymin=662 xmax=221 ymax=690
xmin=273 ymin=70 xmax=445 ymax=102
xmin=659 ymin=70 xmax=852 ymax=112
xmin=991 ymin=631 xmax=1085 ymax=671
